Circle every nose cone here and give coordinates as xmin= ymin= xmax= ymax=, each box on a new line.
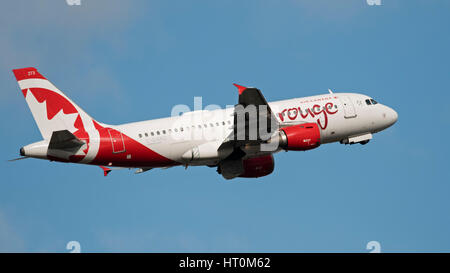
xmin=391 ymin=108 xmax=398 ymax=124
xmin=383 ymin=107 xmax=398 ymax=128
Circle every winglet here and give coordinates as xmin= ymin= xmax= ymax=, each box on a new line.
xmin=328 ymin=89 xmax=333 ymax=94
xmin=100 ymin=166 xmax=111 ymax=177
xmin=233 ymin=83 xmax=247 ymax=95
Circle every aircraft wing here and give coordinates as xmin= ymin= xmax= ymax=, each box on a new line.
xmin=218 ymin=84 xmax=279 ymax=159
xmin=234 ymin=84 xmax=279 ymax=142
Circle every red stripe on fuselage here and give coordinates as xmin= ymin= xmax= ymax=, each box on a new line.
xmin=90 ymin=121 xmax=178 ymax=168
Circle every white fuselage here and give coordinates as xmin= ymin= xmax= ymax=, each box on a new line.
xmin=109 ymin=92 xmax=398 ymax=167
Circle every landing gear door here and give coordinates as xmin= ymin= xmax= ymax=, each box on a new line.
xmin=340 ymin=96 xmax=357 ymax=118
xmin=107 ymin=129 xmax=126 ymax=153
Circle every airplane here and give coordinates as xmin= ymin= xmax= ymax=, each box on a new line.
xmin=12 ymin=67 xmax=398 ymax=179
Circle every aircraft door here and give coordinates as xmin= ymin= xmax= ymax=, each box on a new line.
xmin=340 ymin=96 xmax=357 ymax=118
xmin=107 ymin=128 xmax=126 ymax=153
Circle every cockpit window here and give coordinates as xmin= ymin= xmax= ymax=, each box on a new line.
xmin=370 ymin=99 xmax=378 ymax=105
xmin=365 ymin=99 xmax=372 ymax=105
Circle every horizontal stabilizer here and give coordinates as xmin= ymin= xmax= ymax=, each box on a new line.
xmin=100 ymin=166 xmax=112 ymax=177
xmin=8 ymin=156 xmax=29 ymax=162
xmin=48 ymin=130 xmax=84 ymax=150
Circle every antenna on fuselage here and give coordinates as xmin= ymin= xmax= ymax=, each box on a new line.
xmin=328 ymin=89 xmax=333 ymax=94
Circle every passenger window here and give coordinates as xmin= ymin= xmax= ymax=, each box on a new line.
xmin=180 ymin=127 xmax=184 ymax=131
xmin=222 ymin=121 xmax=226 ymax=125
xmin=365 ymin=99 xmax=372 ymax=105
xmin=151 ymin=132 xmax=154 ymax=136
xmin=210 ymin=123 xmax=213 ymax=127
xmin=156 ymin=131 xmax=160 ymax=135
xmin=174 ymin=128 xmax=178 ymax=132
xmin=139 ymin=134 xmax=142 ymax=138
xmin=162 ymin=130 xmax=166 ymax=134
xmin=145 ymin=133 xmax=148 ymax=137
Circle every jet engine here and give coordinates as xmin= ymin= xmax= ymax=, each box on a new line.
xmin=277 ymin=123 xmax=321 ymax=151
xmin=239 ymin=154 xmax=275 ymax=178
xmin=218 ymin=154 xmax=275 ymax=179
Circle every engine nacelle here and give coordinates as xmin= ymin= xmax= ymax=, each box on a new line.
xmin=239 ymin=155 xmax=274 ymax=178
xmin=278 ymin=123 xmax=321 ymax=151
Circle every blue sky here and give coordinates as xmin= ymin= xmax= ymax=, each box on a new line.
xmin=0 ymin=0 xmax=449 ymax=252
